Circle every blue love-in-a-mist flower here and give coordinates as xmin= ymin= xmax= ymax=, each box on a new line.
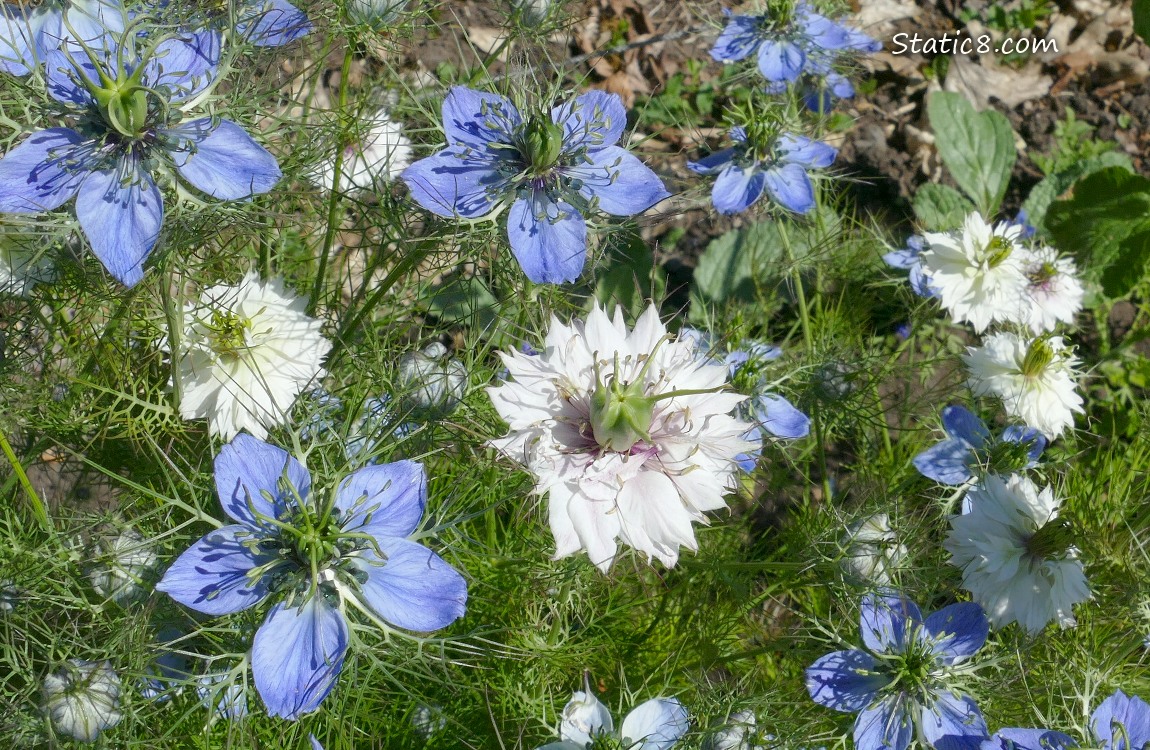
xmin=688 ymin=126 xmax=835 ymax=214
xmin=983 ymin=690 xmax=1150 ymax=750
xmin=806 ymin=593 xmax=990 ymax=750
xmin=156 ymin=434 xmax=468 ymax=720
xmin=0 ymin=6 xmax=280 ymax=286
xmin=914 ymin=405 xmax=1045 ymax=486
xmin=982 ymin=729 xmax=1078 ymax=750
xmin=0 ymin=0 xmax=125 ymax=75
xmin=883 ymin=236 xmax=939 ymax=299
xmin=401 ymin=86 xmax=670 ymax=284
xmin=147 ymin=0 xmax=312 ymax=47
xmin=768 ymin=71 xmax=856 ymax=112
xmin=711 ymin=4 xmax=879 ymax=83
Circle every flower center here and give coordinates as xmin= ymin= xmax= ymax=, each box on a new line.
xmin=1028 ymin=261 xmax=1058 ymax=287
xmin=1026 ymin=516 xmax=1075 ymax=560
xmin=208 ymin=310 xmax=251 ymax=357
xmin=84 ymin=55 xmax=154 ymax=138
xmin=521 ymin=114 xmax=565 ymax=174
xmin=589 ymin=352 xmax=656 ymax=453
xmin=878 ymin=632 xmax=939 ymax=700
xmin=983 ymin=235 xmax=1014 ymax=268
xmin=1020 ymin=338 xmax=1054 ymax=378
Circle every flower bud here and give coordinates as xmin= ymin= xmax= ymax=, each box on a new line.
xmin=397 ymin=342 xmax=468 ymax=416
xmin=523 ymin=115 xmax=565 ymax=171
xmin=88 ymin=527 xmax=158 ymax=604
xmin=42 ymin=660 xmax=122 ymax=742
xmin=1020 ymin=337 xmax=1054 ymax=378
xmin=589 ymin=370 xmax=655 ymax=453
xmin=560 ymin=689 xmax=614 ymax=745
xmin=346 ymin=0 xmax=409 ymax=27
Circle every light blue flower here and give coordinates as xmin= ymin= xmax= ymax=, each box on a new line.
xmin=688 ymin=126 xmax=835 ymax=214
xmin=0 ymin=10 xmax=280 ymax=286
xmin=913 ymin=405 xmax=1045 ymax=486
xmin=0 ymin=0 xmax=123 ymax=76
xmin=156 ymin=434 xmax=467 ymax=719
xmin=710 ymin=4 xmax=879 ymax=83
xmin=806 ymin=593 xmax=990 ymax=750
xmin=401 ymin=86 xmax=670 ymax=284
xmin=883 ymin=236 xmax=939 ymax=299
xmin=981 ymin=729 xmax=1078 ymax=750
xmin=1091 ymin=691 xmax=1150 ymax=750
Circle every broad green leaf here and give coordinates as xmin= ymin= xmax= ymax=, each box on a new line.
xmin=1101 ymin=229 xmax=1150 ymax=298
xmin=912 ymin=183 xmax=975 ymax=231
xmin=423 ymin=273 xmax=502 ymax=335
xmin=927 ymin=91 xmax=1016 ymax=215
xmin=1135 ymin=0 xmax=1150 ymax=45
xmin=1022 ymin=151 xmax=1133 ymax=234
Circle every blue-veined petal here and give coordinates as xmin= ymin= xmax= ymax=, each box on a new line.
xmin=829 ymin=71 xmax=856 ymax=98
xmin=844 ymin=26 xmax=883 ymax=53
xmin=806 ymin=649 xmax=885 ymax=711
xmin=798 ymin=8 xmax=851 ymax=51
xmin=350 ymin=539 xmax=467 ymax=632
xmin=920 ymin=692 xmax=989 ymax=750
xmin=0 ymin=4 xmax=48 ymax=76
xmin=568 ymin=145 xmax=669 ymax=216
xmin=215 ymin=433 xmax=310 ymax=528
xmin=441 ymin=86 xmax=522 ymax=150
xmin=710 ymin=12 xmax=761 ymax=62
xmin=335 ymin=460 xmax=427 ymax=539
xmin=1090 ymin=690 xmax=1150 ymax=750
xmin=401 ymin=149 xmax=504 ymax=219
xmin=711 ymin=162 xmax=766 ymax=215
xmin=763 ymin=162 xmax=815 ymax=214
xmin=1001 ymin=426 xmax=1046 ymax=467
xmin=162 ymin=118 xmax=281 ymax=200
xmin=507 ymin=193 xmax=586 ymax=283
xmin=687 ymin=147 xmax=737 ymax=176
xmin=757 ymin=39 xmax=805 ymax=82
xmin=860 ymin=592 xmax=922 ymax=654
xmin=252 ymin=598 xmax=348 ymax=720
xmin=309 ymin=736 xmax=325 ymax=750
xmin=44 ymin=48 xmax=98 ymax=106
xmin=987 ymin=729 xmax=1078 ymax=750
xmin=237 ymin=0 xmax=312 ymax=47
xmin=777 ymin=133 xmax=837 ymax=168
xmin=855 ymin=696 xmax=915 ymax=750
xmin=155 ymin=524 xmax=278 ymax=615
xmin=924 ymin=602 xmax=988 ymax=663
xmin=942 ymin=405 xmax=990 ymax=448
xmin=619 ymin=697 xmax=689 ymax=750
xmin=913 ymin=439 xmax=974 ymax=485
xmin=144 ymin=31 xmax=221 ymax=102
xmin=754 ymin=393 xmax=810 ymax=439
xmin=883 ymin=248 xmax=919 ymax=270
xmin=75 ymin=160 xmax=163 ymax=287
xmin=552 ymin=90 xmax=627 ymax=152
xmin=0 ymin=128 xmax=90 ymax=212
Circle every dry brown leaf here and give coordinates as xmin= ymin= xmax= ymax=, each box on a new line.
xmin=943 ymin=54 xmax=1052 ymax=109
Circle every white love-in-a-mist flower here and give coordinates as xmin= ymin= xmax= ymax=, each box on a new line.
xmin=397 ymin=342 xmax=468 ymax=416
xmin=488 ymin=304 xmax=760 ymax=572
xmin=963 ymin=332 xmax=1082 ymax=439
xmin=308 ymin=107 xmax=413 ymax=193
xmin=839 ymin=513 xmax=907 ymax=585
xmin=920 ymin=212 xmax=1029 ymax=333
xmin=703 ymin=709 xmax=764 ymax=750
xmin=1018 ymin=244 xmax=1084 ymax=333
xmin=42 ymin=660 xmax=122 ymax=742
xmin=172 ymin=272 xmax=332 ymax=440
xmin=538 ymin=682 xmax=690 ymax=750
xmin=87 ymin=527 xmax=158 ymax=604
xmin=944 ymin=473 xmax=1090 ymax=634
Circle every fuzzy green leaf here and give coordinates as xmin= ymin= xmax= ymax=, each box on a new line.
xmin=927 ymin=91 xmax=1016 ymax=215
xmin=912 ymin=183 xmax=975 ymax=231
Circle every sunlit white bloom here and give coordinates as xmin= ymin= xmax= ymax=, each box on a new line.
xmin=704 ymin=709 xmax=764 ymax=750
xmin=920 ymin=212 xmax=1029 ymax=332
xmin=944 ymin=474 xmax=1089 ymax=634
xmin=397 ymin=342 xmax=468 ymax=416
xmin=42 ymin=660 xmax=122 ymax=742
xmin=309 ymin=107 xmax=413 ymax=193
xmin=839 ymin=513 xmax=907 ymax=585
xmin=88 ymin=528 xmax=157 ymax=604
xmin=963 ymin=332 xmax=1081 ymax=439
xmin=0 ymin=232 xmax=53 ymax=296
xmin=1018 ymin=245 xmax=1084 ymax=333
xmin=346 ymin=0 xmax=408 ymax=27
xmin=488 ymin=304 xmax=759 ymax=572
xmin=540 ymin=684 xmax=690 ymax=750
xmin=174 ymin=272 xmax=332 ymax=440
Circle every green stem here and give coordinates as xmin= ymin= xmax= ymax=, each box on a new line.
xmin=309 ymin=45 xmax=356 ymax=316
xmin=0 ymin=430 xmax=50 ymax=533
xmin=777 ymin=219 xmax=812 ymax=355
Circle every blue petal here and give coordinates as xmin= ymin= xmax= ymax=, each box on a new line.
xmin=0 ymin=4 xmax=45 ymax=76
xmin=309 ymin=736 xmax=325 ymax=750
xmin=763 ymin=162 xmax=816 ymax=214
xmin=920 ymin=692 xmax=989 ymax=750
xmin=828 ymin=72 xmax=856 ymax=98
xmin=252 ymin=598 xmax=348 ymax=720
xmin=401 ymin=149 xmax=503 ymax=219
xmin=552 ymin=89 xmax=627 ymax=151
xmin=987 ymin=729 xmax=1079 ymax=750
xmin=1090 ymin=690 xmax=1150 ymax=750
xmin=155 ymin=524 xmax=277 ymax=615
xmin=778 ymin=133 xmax=837 ymax=168
xmin=942 ymin=405 xmax=990 ymax=448
xmin=507 ymin=194 xmax=587 ymax=284
xmin=799 ymin=10 xmax=851 ymax=51
xmin=144 ymin=31 xmax=221 ymax=102
xmin=711 ymin=162 xmax=766 ymax=214
xmin=924 ymin=602 xmax=989 ymax=663
xmin=0 ymin=128 xmax=89 ymax=212
xmin=441 ymin=86 xmax=522 ymax=150
xmin=843 ymin=26 xmax=883 ymax=53
xmin=855 ymin=696 xmax=915 ymax=750
xmin=163 ymin=119 xmax=282 ymax=200
xmin=860 ymin=593 xmax=922 ymax=654
xmin=570 ymin=145 xmax=670 ymax=216
xmin=909 ymin=263 xmax=939 ymax=298
xmin=237 ymin=0 xmax=312 ymax=47
xmin=215 ymin=433 xmax=310 ymax=528
xmin=883 ymin=248 xmax=920 ymax=270
xmin=710 ymin=13 xmax=761 ymax=62
xmin=335 ymin=460 xmax=427 ymax=539
xmin=687 ymin=147 xmax=737 ymax=176
xmin=43 ymin=48 xmax=98 ymax=106
xmin=74 ymin=161 xmax=163 ymax=287
xmin=757 ymin=39 xmax=805 ymax=82
xmin=754 ymin=393 xmax=810 ymax=439
xmin=913 ymin=440 xmax=975 ymax=485
xmin=350 ymin=538 xmax=467 ymax=632
xmin=1001 ymin=426 xmax=1046 ymax=466
xmin=806 ymin=649 xmax=885 ymax=711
